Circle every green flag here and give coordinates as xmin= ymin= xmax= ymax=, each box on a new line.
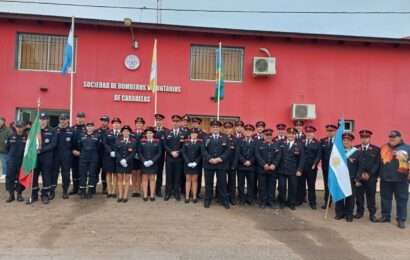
xmin=214 ymin=45 xmax=224 ymax=102
xmin=19 ymin=112 xmax=41 ymax=188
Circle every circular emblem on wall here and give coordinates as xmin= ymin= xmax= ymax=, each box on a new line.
xmin=124 ymin=54 xmax=140 ymax=70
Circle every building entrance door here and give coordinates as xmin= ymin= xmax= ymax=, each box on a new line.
xmin=16 ymin=108 xmax=69 ymax=128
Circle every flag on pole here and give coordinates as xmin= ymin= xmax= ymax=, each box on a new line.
xmin=61 ymin=19 xmax=74 ymax=74
xmin=148 ymin=39 xmax=158 ymax=93
xmin=214 ymin=44 xmax=224 ymax=102
xmin=19 ymin=112 xmax=41 ymax=189
xmin=328 ymin=119 xmax=353 ymax=202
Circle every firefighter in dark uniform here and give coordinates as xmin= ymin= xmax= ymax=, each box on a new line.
xmin=255 ymin=128 xmax=282 ymax=208
xmin=354 ymin=129 xmax=380 ymax=222
xmin=319 ymin=124 xmax=337 ymax=209
xmin=75 ymin=122 xmax=101 ymax=199
xmin=181 ymin=114 xmax=191 ymax=135
xmin=164 ymin=115 xmax=186 ymax=201
xmin=102 ymin=117 xmax=122 ymax=198
xmin=335 ymin=132 xmax=359 ymax=222
xmin=224 ymin=121 xmax=238 ymax=205
xmin=202 ymin=120 xmax=230 ymax=209
xmin=115 ymin=125 xmax=136 ymax=203
xmin=296 ymin=125 xmax=321 ymax=209
xmin=234 ymin=120 xmax=244 ymax=139
xmin=70 ymin=112 xmax=86 ymax=195
xmin=236 ymin=124 xmax=257 ymax=205
xmin=52 ymin=113 xmax=74 ymax=199
xmin=253 ymin=121 xmax=265 ymax=199
xmin=191 ymin=117 xmax=206 ymax=196
xmin=5 ymin=121 xmax=26 ymax=203
xmin=278 ymin=127 xmax=305 ymax=210
xmin=131 ymin=117 xmax=145 ymax=198
xmin=96 ymin=115 xmax=110 ymax=194
xmin=32 ymin=112 xmax=57 ymax=204
xmin=182 ymin=128 xmax=203 ymax=203
xmin=154 ymin=113 xmax=168 ymax=197
xmin=294 ymin=120 xmax=306 ymax=143
xmin=139 ymin=127 xmax=163 ymax=201
xmin=274 ymin=123 xmax=287 ymax=144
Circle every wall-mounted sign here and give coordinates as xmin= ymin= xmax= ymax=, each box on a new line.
xmin=124 ymin=54 xmax=140 ymax=70
xmin=83 ymin=80 xmax=182 ymax=103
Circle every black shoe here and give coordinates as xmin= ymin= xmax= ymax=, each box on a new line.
xmin=377 ymin=217 xmax=391 ymax=223
xmin=49 ymin=191 xmax=55 ymax=200
xmin=260 ymin=203 xmax=266 ymax=209
xmin=346 ymin=216 xmax=353 ymax=222
xmin=185 ymin=198 xmax=190 ymax=204
xmin=17 ymin=193 xmax=24 ymax=202
xmin=62 ymin=193 xmax=69 ymax=200
xmin=175 ymin=194 xmax=181 ymax=201
xmin=204 ymin=200 xmax=210 ymax=208
xmin=143 ymin=197 xmax=148 ymax=202
xmin=132 ymin=192 xmax=140 ymax=198
xmin=41 ymin=196 xmax=49 ymax=204
xmin=398 ymin=221 xmax=406 ymax=229
xmin=310 ymin=204 xmax=317 ymax=210
xmin=369 ymin=215 xmax=377 ymax=222
xmin=334 ymin=215 xmax=345 ymax=220
xmin=69 ymin=189 xmax=78 ymax=195
xmin=295 ymin=201 xmax=303 ymax=206
xmin=354 ymin=213 xmax=363 ymax=219
xmin=123 ymin=198 xmax=128 ymax=203
xmin=164 ymin=194 xmax=171 ymax=201
xmin=223 ymin=201 xmax=230 ymax=209
xmin=112 ymin=193 xmax=117 ymax=198
xmin=279 ymin=203 xmax=285 ymax=209
xmin=289 ymin=205 xmax=296 ymax=210
xmin=229 ymin=198 xmax=237 ymax=205
xmin=6 ymin=193 xmax=15 ymax=203
xmin=193 ymin=198 xmax=198 ymax=204
xmin=150 ymin=197 xmax=155 ymax=202
xmin=156 ymin=191 xmax=163 ymax=197
xmin=117 ymin=198 xmax=123 ymax=203
xmin=246 ymin=199 xmax=254 ymax=206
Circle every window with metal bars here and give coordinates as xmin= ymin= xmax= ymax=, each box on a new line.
xmin=190 ymin=45 xmax=243 ymax=82
xmin=16 ymin=33 xmax=76 ymax=72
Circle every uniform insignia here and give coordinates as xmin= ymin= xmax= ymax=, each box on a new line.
xmin=66 ymin=137 xmax=71 ymax=142
xmin=44 ymin=138 xmax=50 ymax=143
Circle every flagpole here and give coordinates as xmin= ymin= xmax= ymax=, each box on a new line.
xmin=69 ymin=16 xmax=75 ymax=126
xmin=324 ymin=196 xmax=331 ymax=219
xmin=216 ymin=42 xmax=222 ymax=120
xmin=154 ymin=90 xmax=158 ymax=115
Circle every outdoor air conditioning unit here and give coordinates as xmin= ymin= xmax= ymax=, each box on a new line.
xmin=292 ymin=104 xmax=316 ymax=120
xmin=253 ymin=57 xmax=276 ymax=76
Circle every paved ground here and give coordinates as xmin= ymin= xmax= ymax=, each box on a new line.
xmin=0 ymin=185 xmax=409 ymax=260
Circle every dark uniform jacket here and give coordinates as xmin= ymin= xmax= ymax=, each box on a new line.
xmin=164 ymin=128 xmax=187 ymax=162
xmin=72 ymin=124 xmax=86 ymax=152
xmin=302 ymin=138 xmax=321 ymax=170
xmin=235 ymin=137 xmax=257 ymax=171
xmin=182 ymin=138 xmax=203 ymax=173
xmin=55 ymin=126 xmax=74 ymax=160
xmin=255 ymin=141 xmax=282 ymax=174
xmin=5 ymin=133 xmax=27 ymax=165
xmin=202 ymin=134 xmax=230 ymax=170
xmin=278 ymin=140 xmax=305 ymax=175
xmin=320 ymin=137 xmax=334 ymax=170
xmin=274 ymin=135 xmax=287 ymax=145
xmin=226 ymin=134 xmax=238 ymax=170
xmin=346 ymin=148 xmax=360 ymax=179
xmin=38 ymin=127 xmax=57 ymax=159
xmin=78 ymin=133 xmax=101 ymax=162
xmin=138 ymin=138 xmax=163 ymax=173
xmin=115 ymin=137 xmax=136 ymax=172
xmin=355 ymin=144 xmax=381 ymax=181
xmin=132 ymin=130 xmax=144 ymax=160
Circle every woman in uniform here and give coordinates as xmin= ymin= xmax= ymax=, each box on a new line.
xmin=182 ymin=128 xmax=203 ymax=203
xmin=115 ymin=125 xmax=136 ymax=203
xmin=103 ymin=117 xmax=122 ymax=198
xmin=131 ymin=117 xmax=145 ymax=198
xmin=138 ymin=127 xmax=162 ymax=201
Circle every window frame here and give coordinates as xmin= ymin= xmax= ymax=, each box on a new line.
xmin=15 ymin=32 xmax=77 ymax=73
xmin=189 ymin=44 xmax=244 ymax=83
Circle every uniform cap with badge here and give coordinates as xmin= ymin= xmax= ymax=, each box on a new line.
xmin=111 ymin=117 xmax=122 ymax=124
xmin=244 ymin=124 xmax=255 ymax=131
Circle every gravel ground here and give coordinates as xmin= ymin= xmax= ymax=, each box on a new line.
xmin=0 ymin=186 xmax=409 ymax=260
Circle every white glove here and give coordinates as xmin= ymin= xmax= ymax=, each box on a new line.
xmin=143 ymin=161 xmax=150 ymax=167
xmin=110 ymin=151 xmax=116 ymax=158
xmin=120 ymin=159 xmax=127 ymax=167
xmin=147 ymin=160 xmax=154 ymax=167
xmin=191 ymin=162 xmax=197 ymax=168
xmin=187 ymin=162 xmax=193 ymax=168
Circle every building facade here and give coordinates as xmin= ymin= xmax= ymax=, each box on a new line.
xmin=1 ymin=13 xmax=409 ymax=144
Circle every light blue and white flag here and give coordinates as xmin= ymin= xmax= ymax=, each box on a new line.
xmin=328 ymin=119 xmax=352 ymax=202
xmin=61 ymin=19 xmax=74 ymax=74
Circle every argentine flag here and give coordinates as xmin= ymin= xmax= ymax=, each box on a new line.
xmin=61 ymin=20 xmax=74 ymax=74
xmin=328 ymin=119 xmax=352 ymax=202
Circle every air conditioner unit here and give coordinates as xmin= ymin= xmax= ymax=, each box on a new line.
xmin=292 ymin=104 xmax=316 ymax=120
xmin=253 ymin=57 xmax=276 ymax=76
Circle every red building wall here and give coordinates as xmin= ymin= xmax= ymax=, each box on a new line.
xmin=1 ymin=18 xmax=409 ymax=144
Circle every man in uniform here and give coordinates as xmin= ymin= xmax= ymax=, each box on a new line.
xmin=378 ymin=130 xmax=410 ymax=229
xmin=278 ymin=127 xmax=305 ymax=210
xmin=96 ymin=115 xmax=110 ymax=194
xmin=181 ymin=115 xmax=191 ymax=135
xmin=274 ymin=123 xmax=287 ymax=144
xmin=236 ymin=124 xmax=257 ymax=205
xmin=319 ymin=124 xmax=337 ymax=209
xmin=255 ymin=128 xmax=282 ymax=208
xmin=32 ymin=113 xmax=57 ymax=204
xmin=234 ymin=121 xmax=244 ymax=139
xmin=223 ymin=121 xmax=238 ymax=205
xmin=296 ymin=125 xmax=321 ymax=209
xmin=254 ymin=121 xmax=265 ymax=142
xmin=52 ymin=113 xmax=74 ymax=199
xmin=70 ymin=112 xmax=86 ymax=195
xmin=154 ymin=113 xmax=168 ymax=197
xmin=164 ymin=115 xmax=186 ymax=201
xmin=202 ymin=120 xmax=230 ymax=209
xmin=5 ymin=121 xmax=26 ymax=203
xmin=294 ymin=120 xmax=306 ymax=143
xmin=354 ymin=129 xmax=380 ymax=222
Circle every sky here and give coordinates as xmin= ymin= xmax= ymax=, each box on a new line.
xmin=0 ymin=0 xmax=410 ymax=38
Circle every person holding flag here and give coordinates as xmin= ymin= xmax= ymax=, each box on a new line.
xmin=5 ymin=121 xmax=27 ymax=203
xmin=328 ymin=119 xmax=359 ymax=222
